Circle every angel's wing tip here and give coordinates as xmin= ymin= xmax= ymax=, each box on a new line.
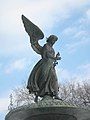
xmin=21 ymin=14 xmax=25 ymax=20
xmin=21 ymin=14 xmax=24 ymax=18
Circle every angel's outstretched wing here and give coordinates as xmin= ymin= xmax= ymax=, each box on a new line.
xmin=22 ymin=15 xmax=44 ymax=54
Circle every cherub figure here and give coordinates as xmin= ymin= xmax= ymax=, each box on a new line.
xmin=22 ymin=15 xmax=61 ymax=102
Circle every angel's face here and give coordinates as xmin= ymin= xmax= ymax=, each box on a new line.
xmin=51 ymin=40 xmax=56 ymax=45
xmin=47 ymin=35 xmax=58 ymax=46
xmin=51 ymin=37 xmax=57 ymax=45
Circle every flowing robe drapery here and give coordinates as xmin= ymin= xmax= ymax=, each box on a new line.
xmin=27 ymin=43 xmax=59 ymax=97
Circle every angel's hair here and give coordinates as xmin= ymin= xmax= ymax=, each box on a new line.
xmin=46 ymin=35 xmax=58 ymax=43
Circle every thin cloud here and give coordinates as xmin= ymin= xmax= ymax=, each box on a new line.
xmin=0 ymin=0 xmax=88 ymax=34
xmin=0 ymin=98 xmax=9 ymax=112
xmin=62 ymin=26 xmax=90 ymax=54
xmin=77 ymin=63 xmax=90 ymax=76
xmin=62 ymin=27 xmax=77 ymax=37
xmin=57 ymin=67 xmax=71 ymax=82
xmin=57 ymin=63 xmax=90 ymax=84
xmin=65 ymin=38 xmax=90 ymax=54
xmin=86 ymin=9 xmax=90 ymax=20
xmin=0 ymin=39 xmax=28 ymax=56
xmin=74 ymin=30 xmax=88 ymax=38
xmin=0 ymin=63 xmax=2 ymax=69
xmin=5 ymin=58 xmax=26 ymax=74
xmin=79 ymin=8 xmax=90 ymax=25
xmin=0 ymin=0 xmax=89 ymax=56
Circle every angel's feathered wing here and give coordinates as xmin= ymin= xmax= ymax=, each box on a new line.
xmin=22 ymin=15 xmax=44 ymax=54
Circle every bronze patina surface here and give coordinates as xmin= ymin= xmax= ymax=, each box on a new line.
xmin=22 ymin=15 xmax=61 ymax=102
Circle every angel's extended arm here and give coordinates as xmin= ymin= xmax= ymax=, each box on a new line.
xmin=30 ymin=37 xmax=42 ymax=54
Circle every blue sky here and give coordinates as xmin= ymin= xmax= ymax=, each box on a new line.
xmin=0 ymin=0 xmax=90 ymax=119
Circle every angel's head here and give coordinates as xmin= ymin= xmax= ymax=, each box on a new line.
xmin=46 ymin=35 xmax=58 ymax=46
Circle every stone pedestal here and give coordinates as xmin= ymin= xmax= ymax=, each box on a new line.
xmin=5 ymin=96 xmax=90 ymax=120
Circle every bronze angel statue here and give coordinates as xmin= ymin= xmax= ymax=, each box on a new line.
xmin=22 ymin=15 xmax=61 ymax=102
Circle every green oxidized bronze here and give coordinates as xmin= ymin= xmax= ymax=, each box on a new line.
xmin=22 ymin=15 xmax=61 ymax=102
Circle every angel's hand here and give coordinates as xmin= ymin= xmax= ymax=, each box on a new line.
xmin=55 ymin=56 xmax=61 ymax=60
xmin=55 ymin=52 xmax=61 ymax=60
xmin=56 ymin=52 xmax=60 ymax=57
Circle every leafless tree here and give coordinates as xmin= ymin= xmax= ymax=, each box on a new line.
xmin=9 ymin=81 xmax=90 ymax=108
xmin=59 ymin=82 xmax=90 ymax=107
xmin=9 ymin=85 xmax=34 ymax=108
